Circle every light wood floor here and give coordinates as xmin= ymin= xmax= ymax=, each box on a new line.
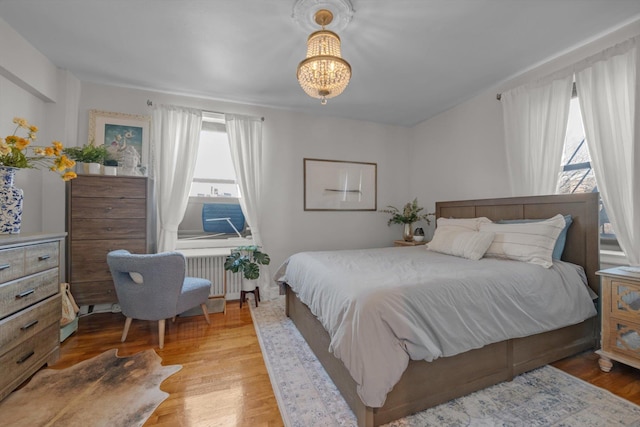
xmin=52 ymin=301 xmax=640 ymax=426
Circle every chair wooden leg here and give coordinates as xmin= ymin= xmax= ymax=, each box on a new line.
xmin=201 ymin=303 xmax=211 ymax=324
xmin=158 ymin=319 xmax=166 ymax=349
xmin=121 ymin=317 xmax=132 ymax=342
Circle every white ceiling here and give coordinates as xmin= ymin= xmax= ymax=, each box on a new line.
xmin=1 ymin=1 xmax=640 ymax=127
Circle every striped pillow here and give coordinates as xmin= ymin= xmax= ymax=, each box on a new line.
xmin=479 ymin=214 xmax=566 ymax=268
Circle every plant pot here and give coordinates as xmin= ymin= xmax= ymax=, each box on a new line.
xmin=103 ymin=165 xmax=117 ymax=176
xmin=83 ymin=162 xmax=101 ymax=174
xmin=241 ymin=277 xmax=258 ymax=292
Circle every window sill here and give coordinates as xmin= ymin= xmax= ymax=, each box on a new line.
xmin=176 ymin=236 xmax=253 ymax=251
xmin=600 ymin=249 xmax=628 ymax=267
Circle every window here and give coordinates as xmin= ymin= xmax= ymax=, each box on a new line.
xmin=556 ymin=95 xmax=616 ymax=242
xmin=178 ymin=113 xmax=246 ymax=242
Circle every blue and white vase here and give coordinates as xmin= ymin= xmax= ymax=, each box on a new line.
xmin=0 ymin=167 xmax=24 ymax=234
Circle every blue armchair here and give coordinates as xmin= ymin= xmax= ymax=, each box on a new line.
xmin=106 ymin=250 xmax=212 ymax=348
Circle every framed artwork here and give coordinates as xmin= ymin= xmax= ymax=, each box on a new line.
xmin=304 ymin=158 xmax=377 ymax=211
xmin=89 ymin=109 xmax=151 ymax=171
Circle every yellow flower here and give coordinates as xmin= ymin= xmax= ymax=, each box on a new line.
xmin=1 ymin=117 xmax=76 ymax=180
xmin=62 ymin=171 xmax=77 ymax=181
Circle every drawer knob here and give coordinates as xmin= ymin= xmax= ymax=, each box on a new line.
xmin=106 ymin=227 xmax=113 ymax=231
xmin=16 ymin=289 xmax=35 ymax=299
xmin=21 ymin=320 xmax=39 ymax=330
xmin=38 ymin=254 xmax=50 ymax=261
xmin=106 ymin=206 xmax=113 ymax=211
xmin=16 ymin=351 xmax=35 ymax=365
xmin=0 ymin=263 xmax=10 ymax=271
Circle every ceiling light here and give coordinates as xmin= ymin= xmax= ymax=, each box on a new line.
xmin=296 ymin=9 xmax=351 ymax=105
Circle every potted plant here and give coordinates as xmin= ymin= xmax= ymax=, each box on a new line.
xmin=224 ymin=245 xmax=271 ymax=305
xmin=380 ymin=198 xmax=434 ymax=242
xmin=63 ymin=143 xmax=108 ymax=174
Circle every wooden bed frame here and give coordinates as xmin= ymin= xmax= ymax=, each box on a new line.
xmin=284 ymin=193 xmax=600 ymax=427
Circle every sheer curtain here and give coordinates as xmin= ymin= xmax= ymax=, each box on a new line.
xmin=225 ymin=114 xmax=276 ymax=299
xmin=152 ymin=105 xmax=203 ymax=252
xmin=575 ymin=37 xmax=639 ymax=265
xmin=502 ymin=74 xmax=573 ymax=196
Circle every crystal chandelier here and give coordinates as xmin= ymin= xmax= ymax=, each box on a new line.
xmin=296 ymin=9 xmax=351 ymax=105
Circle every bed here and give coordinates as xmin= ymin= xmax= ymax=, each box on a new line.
xmin=280 ymin=193 xmax=600 ymax=427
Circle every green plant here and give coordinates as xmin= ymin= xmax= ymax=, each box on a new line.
xmin=224 ymin=245 xmax=271 ymax=280
xmin=380 ymin=198 xmax=434 ymax=226
xmin=63 ymin=144 xmax=108 ymax=163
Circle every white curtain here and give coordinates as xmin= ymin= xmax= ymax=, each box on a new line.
xmin=225 ymin=114 xmax=276 ymax=299
xmin=152 ymin=105 xmax=203 ymax=252
xmin=502 ymin=74 xmax=574 ymax=196
xmin=575 ymin=37 xmax=640 ymax=266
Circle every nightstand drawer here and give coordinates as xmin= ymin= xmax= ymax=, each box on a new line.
xmin=605 ymin=318 xmax=640 ymax=360
xmin=609 ymin=279 xmax=640 ymax=321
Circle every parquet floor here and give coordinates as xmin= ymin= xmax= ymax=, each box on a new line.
xmin=52 ymin=301 xmax=640 ymax=426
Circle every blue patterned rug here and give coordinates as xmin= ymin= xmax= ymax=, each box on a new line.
xmin=251 ymin=297 xmax=640 ymax=427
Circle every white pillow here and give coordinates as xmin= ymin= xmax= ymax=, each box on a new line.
xmin=129 ymin=272 xmax=144 ymax=284
xmin=479 ymin=214 xmax=566 ymax=268
xmin=428 ymin=229 xmax=496 ymax=261
xmin=436 ymin=217 xmax=492 ymax=231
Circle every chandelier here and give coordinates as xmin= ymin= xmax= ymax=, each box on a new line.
xmin=296 ymin=9 xmax=351 ymax=105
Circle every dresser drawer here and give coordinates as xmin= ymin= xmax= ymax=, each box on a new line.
xmin=0 ymin=323 xmax=59 ymax=400
xmin=70 ymin=239 xmax=147 ymax=265
xmin=71 ymin=197 xmax=147 ymax=219
xmin=70 ymin=218 xmax=147 ymax=240
xmin=24 ymin=242 xmax=59 ymax=276
xmin=70 ymin=260 xmax=112 ymax=282
xmin=609 ymin=279 xmax=640 ymax=321
xmin=71 ymin=175 xmax=146 ymax=198
xmin=0 ymin=247 xmax=25 ymax=283
xmin=0 ymin=269 xmax=59 ymax=319
xmin=71 ymin=280 xmax=118 ymax=305
xmin=0 ymin=294 xmax=61 ymax=351
xmin=605 ymin=317 xmax=640 ymax=360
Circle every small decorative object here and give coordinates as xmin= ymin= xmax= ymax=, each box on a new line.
xmin=0 ymin=117 xmax=77 ymax=233
xmin=380 ymin=198 xmax=434 ymax=242
xmin=413 ymin=227 xmax=425 ymax=242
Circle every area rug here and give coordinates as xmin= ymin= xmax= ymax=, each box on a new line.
xmin=0 ymin=349 xmax=181 ymax=427
xmin=251 ymin=296 xmax=640 ymax=427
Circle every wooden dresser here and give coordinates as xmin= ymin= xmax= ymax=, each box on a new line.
xmin=597 ymin=267 xmax=640 ymax=372
xmin=66 ymin=175 xmax=150 ymax=306
xmin=0 ymin=233 xmax=64 ymax=401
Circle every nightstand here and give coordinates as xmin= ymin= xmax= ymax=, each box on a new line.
xmin=393 ymin=240 xmax=427 ymax=247
xmin=596 ymin=266 xmax=640 ymax=372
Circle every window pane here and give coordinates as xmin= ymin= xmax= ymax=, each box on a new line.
xmin=191 ymin=182 xmax=240 ymax=198
xmin=557 ymin=95 xmax=615 ymax=240
xmin=193 ymin=129 xmax=236 ymax=181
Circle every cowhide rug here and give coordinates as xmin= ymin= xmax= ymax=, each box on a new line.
xmin=0 ymin=349 xmax=181 ymax=427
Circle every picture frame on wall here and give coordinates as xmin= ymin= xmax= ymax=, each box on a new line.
xmin=304 ymin=158 xmax=377 ymax=211
xmin=89 ymin=109 xmax=151 ymax=175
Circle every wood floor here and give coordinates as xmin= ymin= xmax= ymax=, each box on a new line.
xmin=50 ymin=301 xmax=640 ymax=426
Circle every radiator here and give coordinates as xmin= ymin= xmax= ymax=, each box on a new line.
xmin=185 ymin=255 xmax=242 ymax=298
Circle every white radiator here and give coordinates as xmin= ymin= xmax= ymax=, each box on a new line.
xmin=185 ymin=254 xmax=242 ymax=299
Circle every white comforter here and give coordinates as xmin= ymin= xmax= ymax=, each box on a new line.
xmin=275 ymin=246 xmax=597 ymax=408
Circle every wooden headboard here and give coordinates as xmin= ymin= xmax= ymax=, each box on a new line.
xmin=435 ymin=193 xmax=600 ymax=294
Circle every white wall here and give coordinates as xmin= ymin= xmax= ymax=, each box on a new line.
xmin=77 ymin=82 xmax=412 ymax=270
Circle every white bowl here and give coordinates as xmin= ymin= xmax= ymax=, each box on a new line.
xmin=413 ymin=236 xmax=425 ymax=242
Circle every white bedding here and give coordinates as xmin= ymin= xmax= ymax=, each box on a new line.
xmin=275 ymin=246 xmax=597 ymax=408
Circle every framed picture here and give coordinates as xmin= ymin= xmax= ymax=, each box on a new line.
xmin=304 ymin=158 xmax=377 ymax=211
xmin=89 ymin=109 xmax=151 ymax=170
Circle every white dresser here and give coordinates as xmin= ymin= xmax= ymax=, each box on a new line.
xmin=0 ymin=233 xmax=65 ymax=401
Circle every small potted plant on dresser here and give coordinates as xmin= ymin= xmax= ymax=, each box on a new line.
xmin=63 ymin=143 xmax=108 ymax=174
xmin=224 ymin=245 xmax=270 ymax=308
